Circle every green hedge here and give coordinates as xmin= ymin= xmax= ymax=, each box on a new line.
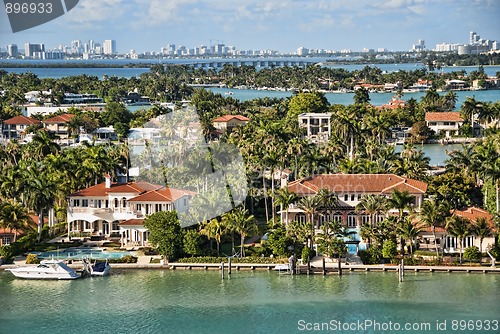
xmin=176 ymin=256 xmax=286 ymax=264
xmin=108 ymin=255 xmax=138 ymax=263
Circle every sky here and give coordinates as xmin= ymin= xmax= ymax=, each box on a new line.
xmin=0 ymin=0 xmax=499 ymax=54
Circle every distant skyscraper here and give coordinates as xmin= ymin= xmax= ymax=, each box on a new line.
xmin=103 ymin=40 xmax=117 ymax=54
xmin=7 ymin=44 xmax=18 ymax=57
xmin=24 ymin=43 xmax=44 ymax=58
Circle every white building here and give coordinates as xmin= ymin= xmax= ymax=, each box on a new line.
xmin=67 ymin=175 xmax=195 ymax=247
xmin=298 ymin=112 xmax=333 ymax=143
xmin=103 ymin=40 xmax=117 ymax=55
xmin=425 ymin=112 xmax=464 ymax=138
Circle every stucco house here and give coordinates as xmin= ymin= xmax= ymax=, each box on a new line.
xmin=67 ymin=175 xmax=195 ymax=247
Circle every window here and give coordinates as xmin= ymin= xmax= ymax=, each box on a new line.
xmin=82 ymin=199 xmax=88 ymax=207
xmin=347 ymin=213 xmax=357 ymax=228
xmin=114 ymin=198 xmax=119 ymax=208
xmin=357 ymin=194 xmax=362 ymax=201
xmin=73 ymin=199 xmax=80 ymax=207
xmin=155 ymin=204 xmax=161 ymax=212
xmin=184 ymin=198 xmax=188 ymax=206
xmin=332 ymin=212 xmax=342 ymax=222
xmin=136 ymin=204 xmax=141 ymax=211
xmin=351 ymin=194 xmax=355 ymax=201
xmin=105 ymin=200 xmax=109 ymax=208
xmin=344 ymin=194 xmax=348 ymax=201
xmin=2 ymin=236 xmax=11 ymax=245
xmin=122 ymin=197 xmax=127 ymax=208
xmin=429 ymin=122 xmax=437 ymax=126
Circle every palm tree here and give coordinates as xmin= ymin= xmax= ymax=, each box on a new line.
xmin=389 ymin=189 xmax=415 ymax=255
xmin=22 ymin=163 xmax=57 ymax=241
xmin=0 ymin=200 xmax=34 ymax=242
xmin=445 ymin=215 xmax=472 ymax=264
xmin=230 ymin=207 xmax=258 ymax=257
xmin=397 ymin=217 xmax=422 ymax=256
xmin=274 ymin=187 xmax=297 ymax=228
xmin=297 ymin=195 xmax=321 ymax=250
xmin=419 ymin=199 xmax=450 ymax=258
xmin=473 ymin=217 xmax=492 ymax=256
xmin=199 ymin=218 xmax=225 ymax=256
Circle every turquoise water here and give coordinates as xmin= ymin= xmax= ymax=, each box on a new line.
xmin=0 ymin=270 xmax=498 ymax=334
xmin=34 ymin=248 xmax=135 ymax=260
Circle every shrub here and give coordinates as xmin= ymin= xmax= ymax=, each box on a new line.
xmin=0 ymin=245 xmax=14 ymax=263
xmin=301 ymin=247 xmax=313 ymax=264
xmin=108 ymin=255 xmax=138 ymax=263
xmin=464 ymin=246 xmax=480 ymax=262
xmin=382 ymin=240 xmax=398 ymax=263
xmin=359 ymin=246 xmax=382 ymax=264
xmin=25 ymin=254 xmax=40 ymax=264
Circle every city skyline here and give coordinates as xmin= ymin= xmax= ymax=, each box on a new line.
xmin=0 ymin=0 xmax=499 ymax=54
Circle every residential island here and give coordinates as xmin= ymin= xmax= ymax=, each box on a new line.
xmin=0 ymin=59 xmax=499 ymax=271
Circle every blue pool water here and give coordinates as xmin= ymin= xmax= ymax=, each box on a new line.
xmin=34 ymin=248 xmax=135 ymax=260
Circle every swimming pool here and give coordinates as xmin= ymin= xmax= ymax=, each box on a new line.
xmin=34 ymin=248 xmax=135 ymax=260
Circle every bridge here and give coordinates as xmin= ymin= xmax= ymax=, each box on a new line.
xmin=173 ymin=58 xmax=320 ymax=69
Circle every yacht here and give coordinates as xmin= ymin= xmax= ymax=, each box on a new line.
xmin=6 ymin=259 xmax=81 ymax=280
xmin=85 ymin=259 xmax=111 ymax=276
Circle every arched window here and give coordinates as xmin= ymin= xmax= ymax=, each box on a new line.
xmin=347 ymin=212 xmax=357 ymax=228
xmin=114 ymin=198 xmax=119 ymax=208
xmin=122 ymin=197 xmax=127 ymax=208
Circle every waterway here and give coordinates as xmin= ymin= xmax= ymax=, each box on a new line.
xmin=0 ymin=270 xmax=498 ymax=334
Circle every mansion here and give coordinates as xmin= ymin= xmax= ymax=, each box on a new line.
xmin=283 ymin=174 xmax=428 ymax=230
xmin=67 ymin=175 xmax=195 ymax=247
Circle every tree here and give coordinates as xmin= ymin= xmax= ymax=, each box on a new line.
xmin=472 ymin=217 xmax=492 ymax=256
xmin=230 ymin=207 xmax=258 ymax=257
xmin=297 ymin=195 xmax=321 ymax=250
xmin=382 ymin=239 xmax=398 ymax=263
xmin=397 ymin=217 xmax=422 ymax=256
xmin=199 ymin=218 xmax=225 ymax=256
xmin=286 ymin=92 xmax=329 ymax=120
xmin=419 ymin=199 xmax=450 ymax=258
xmin=353 ymin=87 xmax=370 ymax=104
xmin=143 ymin=211 xmax=183 ymax=262
xmin=0 ymin=200 xmax=34 ymax=242
xmin=274 ymin=187 xmax=297 ymax=228
xmin=445 ymin=215 xmax=472 ymax=264
xmin=183 ymin=229 xmax=203 ymax=257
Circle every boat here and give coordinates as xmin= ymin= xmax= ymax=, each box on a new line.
xmin=224 ymin=91 xmax=233 ymax=95
xmin=273 ymin=263 xmax=290 ymax=271
xmin=86 ymin=259 xmax=111 ymax=276
xmin=6 ymin=259 xmax=80 ymax=280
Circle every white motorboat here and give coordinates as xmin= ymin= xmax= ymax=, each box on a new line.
xmin=87 ymin=259 xmax=111 ymax=276
xmin=6 ymin=259 xmax=80 ymax=280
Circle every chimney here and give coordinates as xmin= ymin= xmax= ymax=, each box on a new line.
xmin=105 ymin=174 xmax=112 ymax=188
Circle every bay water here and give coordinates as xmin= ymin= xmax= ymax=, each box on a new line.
xmin=0 ymin=269 xmax=498 ymax=334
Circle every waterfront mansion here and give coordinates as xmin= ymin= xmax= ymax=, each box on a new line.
xmin=67 ymin=175 xmax=195 ymax=247
xmin=282 ymin=174 xmax=428 ymax=229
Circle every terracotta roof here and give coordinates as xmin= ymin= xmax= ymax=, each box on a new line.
xmin=128 ymin=187 xmax=196 ymax=202
xmin=69 ymin=181 xmax=161 ymax=197
xmin=44 ymin=113 xmax=75 ymax=124
xmin=287 ymin=174 xmax=428 ymax=196
xmin=213 ymin=115 xmax=250 ymax=123
xmin=119 ymin=219 xmax=144 ymax=226
xmin=453 ymin=207 xmax=494 ymax=226
xmin=3 ymin=115 xmax=41 ymax=125
xmin=425 ymin=112 xmax=464 ymax=122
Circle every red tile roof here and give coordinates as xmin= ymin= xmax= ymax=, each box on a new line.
xmin=69 ymin=181 xmax=161 ymax=197
xmin=425 ymin=112 xmax=463 ymax=122
xmin=287 ymin=174 xmax=428 ymax=196
xmin=44 ymin=113 xmax=75 ymax=124
xmin=119 ymin=219 xmax=144 ymax=226
xmin=454 ymin=207 xmax=494 ymax=226
xmin=3 ymin=115 xmax=41 ymax=125
xmin=128 ymin=187 xmax=196 ymax=202
xmin=213 ymin=115 xmax=250 ymax=123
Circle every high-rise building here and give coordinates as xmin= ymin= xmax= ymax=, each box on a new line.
xmin=24 ymin=43 xmax=44 ymax=57
xmin=7 ymin=44 xmax=18 ymax=57
xmin=103 ymin=40 xmax=116 ymax=55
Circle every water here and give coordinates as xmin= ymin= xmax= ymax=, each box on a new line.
xmin=0 ymin=270 xmax=498 ymax=334
xmin=394 ymin=143 xmax=463 ymax=166
xmin=34 ymin=248 xmax=135 ymax=260
xmin=210 ymin=87 xmax=500 ymax=109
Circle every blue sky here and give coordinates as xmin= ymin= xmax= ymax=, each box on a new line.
xmin=1 ymin=0 xmax=499 ymax=53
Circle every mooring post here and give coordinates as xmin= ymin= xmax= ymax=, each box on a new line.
xmin=221 ymin=262 xmax=225 ymax=279
xmin=401 ymin=259 xmax=405 ymax=277
xmin=307 ymin=257 xmax=311 ymax=275
xmin=322 ymin=257 xmax=326 ymax=276
xmin=338 ymin=257 xmax=342 ymax=276
xmin=228 ymin=257 xmax=232 ymax=275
